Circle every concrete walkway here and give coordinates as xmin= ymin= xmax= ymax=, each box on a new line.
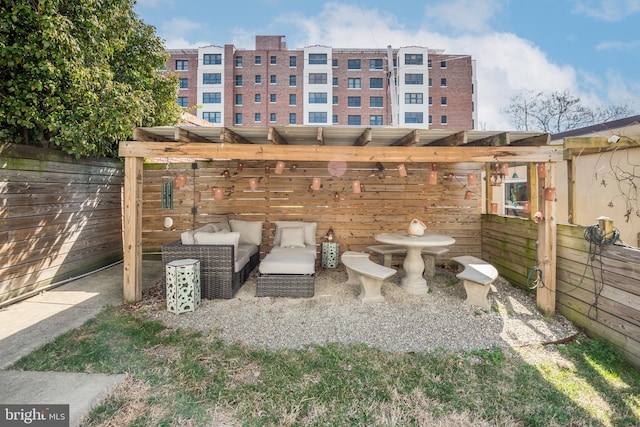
xmin=0 ymin=260 xmax=162 ymax=426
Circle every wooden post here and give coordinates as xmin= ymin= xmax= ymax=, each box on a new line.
xmin=567 ymin=156 xmax=577 ymax=224
xmin=537 ymin=162 xmax=556 ymax=316
xmin=527 ymin=162 xmax=538 ymax=220
xmin=123 ymin=156 xmax=143 ymax=303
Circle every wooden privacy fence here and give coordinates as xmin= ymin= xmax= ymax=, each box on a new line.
xmin=142 ymin=159 xmax=483 ymax=260
xmin=482 ymin=215 xmax=640 ymax=368
xmin=0 ymin=143 xmax=124 ymax=306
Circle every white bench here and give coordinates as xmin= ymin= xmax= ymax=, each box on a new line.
xmin=367 ymin=244 xmax=450 ymax=277
xmin=451 ymin=256 xmax=499 ymax=310
xmin=341 ymin=251 xmax=397 ymax=303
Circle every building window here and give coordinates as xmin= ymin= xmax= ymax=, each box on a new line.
xmin=369 ymin=78 xmax=383 ymax=89
xmin=370 ymin=115 xmax=383 ymax=125
xmin=370 ymin=96 xmax=383 ymax=107
xmin=255 ymin=75 xmax=262 ymax=84
xmin=203 ymin=112 xmax=221 ymax=123
xmin=255 ymin=55 xmax=261 ymax=65
xmin=177 ymin=96 xmax=188 ymax=107
xmin=235 ymin=75 xmax=243 ymax=86
xmin=289 ymin=94 xmax=296 ymax=105
xmin=203 ymin=92 xmax=221 ymax=103
xmin=270 ymin=93 xmax=276 ymax=103
xmin=347 ymin=96 xmax=361 ymax=107
xmin=405 ymin=74 xmax=423 ymax=84
xmin=441 ymin=78 xmax=447 ymax=87
xmin=332 ymin=77 xmax=338 ymax=86
xmin=270 ymin=113 xmax=276 ymax=122
xmin=289 ymin=113 xmax=296 ymax=124
xmin=347 ymin=78 xmax=361 ymax=88
xmin=309 ymin=53 xmax=327 ymax=64
xmin=333 ymin=96 xmax=338 ymax=105
xmin=428 ymin=78 xmax=433 ymax=87
xmin=440 ymin=60 xmax=447 ymax=68
xmin=175 ymin=60 xmax=188 ymax=70
xmin=235 ymin=94 xmax=242 ymax=105
xmin=235 ymin=56 xmax=243 ymax=67
xmin=289 ymin=75 xmax=296 ymax=86
xmin=405 ymin=93 xmax=423 ymax=104
xmin=370 ymin=58 xmax=383 ymax=70
xmin=270 ymin=55 xmax=276 ymax=65
xmin=235 ymin=113 xmax=242 ymax=125
xmin=405 ymin=112 xmax=424 ymax=123
xmin=429 ymin=115 xmax=433 ymax=124
xmin=441 ymin=115 xmax=447 ymax=124
xmin=203 ymin=73 xmax=221 ymax=84
xmin=309 ymin=92 xmax=327 ymax=103
xmin=309 ymin=73 xmax=327 ymax=84
xmin=289 ymin=56 xmax=297 ymax=67
xmin=332 ymin=58 xmax=338 ymax=67
xmin=309 ymin=112 xmax=327 ymax=123
xmin=269 ymin=75 xmax=276 ymax=84
xmin=347 ymin=59 xmax=361 ymax=70
xmin=405 ymin=54 xmax=423 ymax=65
xmin=203 ymin=54 xmax=221 ymax=65
xmin=429 ymin=96 xmax=432 ymax=105
xmin=441 ymin=96 xmax=447 ymax=106
xmin=428 ymin=59 xmax=432 ymax=68
xmin=348 ymin=115 xmax=361 ymax=125
xmin=179 ymin=78 xmax=188 ymax=89
xmin=255 ymin=113 xmax=261 ymax=122
xmin=332 ymin=115 xmax=338 ymax=124
xmin=255 ymin=94 xmax=261 ymax=103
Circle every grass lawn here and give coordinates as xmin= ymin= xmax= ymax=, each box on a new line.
xmin=12 ymin=305 xmax=640 ymax=426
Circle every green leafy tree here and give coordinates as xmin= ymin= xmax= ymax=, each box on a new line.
xmin=502 ymin=90 xmax=634 ymax=133
xmin=0 ymin=0 xmax=182 ymax=158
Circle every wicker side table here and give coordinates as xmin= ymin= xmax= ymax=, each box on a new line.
xmin=166 ymin=259 xmax=201 ymax=314
xmin=322 ymin=242 xmax=339 ymax=268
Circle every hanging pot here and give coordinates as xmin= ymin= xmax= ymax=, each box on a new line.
xmin=407 ymin=219 xmax=427 ymax=236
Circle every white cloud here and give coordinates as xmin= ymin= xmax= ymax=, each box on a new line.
xmin=286 ymin=3 xmax=582 ymax=129
xmin=424 ymin=0 xmax=504 ymax=33
xmin=595 ymin=39 xmax=640 ymax=50
xmin=572 ymin=0 xmax=640 ymax=22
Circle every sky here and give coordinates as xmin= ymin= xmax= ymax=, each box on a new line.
xmin=134 ymin=0 xmax=640 ymax=130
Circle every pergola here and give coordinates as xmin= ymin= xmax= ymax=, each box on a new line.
xmin=119 ymin=126 xmax=564 ymax=313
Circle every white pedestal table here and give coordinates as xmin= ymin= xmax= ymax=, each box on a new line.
xmin=374 ymin=232 xmax=455 ymax=295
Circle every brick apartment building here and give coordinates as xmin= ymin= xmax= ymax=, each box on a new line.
xmin=167 ymin=35 xmax=476 ymax=129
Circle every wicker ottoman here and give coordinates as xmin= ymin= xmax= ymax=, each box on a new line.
xmin=257 ymin=251 xmax=315 ymax=297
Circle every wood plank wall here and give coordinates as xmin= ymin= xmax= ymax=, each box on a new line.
xmin=142 ymin=160 xmax=483 ymax=261
xmin=481 ymin=215 xmax=640 ymax=368
xmin=482 ymin=214 xmax=538 ymax=289
xmin=0 ymin=143 xmax=124 ymax=306
xmin=556 ymin=223 xmax=640 ymax=367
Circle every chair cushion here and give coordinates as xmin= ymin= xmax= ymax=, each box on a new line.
xmin=229 ymin=219 xmax=263 ymax=246
xmin=269 ymin=244 xmax=317 ymax=259
xmin=274 ymin=221 xmax=317 ymax=246
xmin=193 ymin=231 xmax=240 ymax=259
xmin=259 ymin=251 xmax=315 ymax=275
xmin=279 ymin=227 xmax=306 ymax=248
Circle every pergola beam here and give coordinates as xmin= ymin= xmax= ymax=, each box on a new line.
xmin=119 ymin=141 xmax=564 ymax=163
xmin=391 ymin=129 xmax=420 ymax=146
xmin=174 ymin=128 xmax=213 ymax=143
xmin=429 ymin=130 xmax=468 ymax=146
xmin=220 ymin=127 xmax=252 ymax=144
xmin=354 ymin=128 xmax=372 ymax=146
xmin=267 ymin=127 xmax=288 ymax=145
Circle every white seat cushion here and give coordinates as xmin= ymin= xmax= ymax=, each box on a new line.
xmin=269 ymin=244 xmax=317 ymax=259
xmin=259 ymin=251 xmax=315 ymax=275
